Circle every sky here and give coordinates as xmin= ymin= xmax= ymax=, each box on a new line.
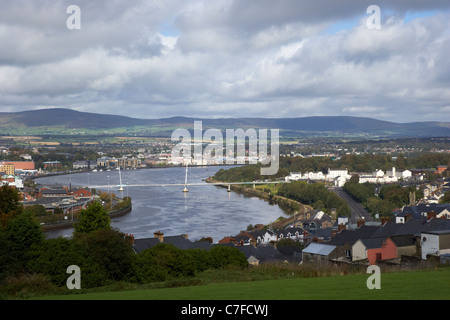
xmin=0 ymin=0 xmax=449 ymax=122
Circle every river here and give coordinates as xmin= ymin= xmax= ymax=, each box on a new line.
xmin=36 ymin=166 xmax=288 ymax=243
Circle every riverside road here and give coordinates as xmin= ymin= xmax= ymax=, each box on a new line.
xmin=331 ymin=187 xmax=372 ymax=224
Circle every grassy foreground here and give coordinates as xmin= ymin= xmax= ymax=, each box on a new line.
xmin=32 ymin=267 xmax=450 ymax=300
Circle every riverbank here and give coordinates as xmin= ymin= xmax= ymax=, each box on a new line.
xmin=205 ymin=177 xmax=314 ymax=229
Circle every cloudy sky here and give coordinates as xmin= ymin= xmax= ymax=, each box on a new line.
xmin=0 ymin=0 xmax=449 ymax=122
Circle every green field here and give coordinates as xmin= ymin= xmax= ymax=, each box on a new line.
xmin=32 ymin=268 xmax=450 ymax=300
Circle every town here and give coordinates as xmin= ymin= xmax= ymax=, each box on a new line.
xmin=1 ymin=136 xmax=449 ymax=271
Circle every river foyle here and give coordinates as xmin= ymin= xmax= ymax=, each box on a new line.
xmin=36 ymin=166 xmax=288 ymax=243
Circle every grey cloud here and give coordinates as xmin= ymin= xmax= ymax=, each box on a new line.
xmin=0 ymin=0 xmax=449 ymax=122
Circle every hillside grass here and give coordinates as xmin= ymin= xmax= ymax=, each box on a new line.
xmin=29 ymin=267 xmax=450 ymax=300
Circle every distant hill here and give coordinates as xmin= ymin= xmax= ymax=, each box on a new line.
xmin=0 ymin=108 xmax=449 ymax=138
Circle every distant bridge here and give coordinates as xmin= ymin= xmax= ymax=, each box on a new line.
xmin=87 ymin=181 xmax=289 ymax=190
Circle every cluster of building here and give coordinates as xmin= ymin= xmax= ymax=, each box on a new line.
xmin=95 ymin=156 xmax=142 ymax=170
xmin=302 ymin=209 xmax=450 ymax=266
xmin=0 ymin=161 xmax=37 ymax=190
xmin=421 ymin=179 xmax=450 ymax=204
xmin=129 ymin=202 xmax=450 ymax=267
xmin=22 ymin=184 xmax=94 ymax=216
xmin=284 ymin=166 xmax=444 ymax=187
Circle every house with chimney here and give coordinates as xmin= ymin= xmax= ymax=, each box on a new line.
xmin=132 ymin=231 xmax=213 ymax=254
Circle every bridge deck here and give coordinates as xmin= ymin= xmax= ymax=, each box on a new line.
xmin=87 ymin=181 xmax=288 ymax=188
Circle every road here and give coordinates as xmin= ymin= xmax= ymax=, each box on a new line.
xmin=331 ymin=187 xmax=372 ymax=224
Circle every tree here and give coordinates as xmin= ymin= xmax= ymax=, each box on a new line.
xmin=75 ymin=228 xmax=134 ymax=282
xmin=208 ymin=245 xmax=248 ymax=269
xmin=27 ymin=237 xmax=82 ymax=287
xmin=349 ymin=174 xmax=360 ymax=184
xmin=132 ymin=243 xmax=196 ymax=283
xmin=74 ymin=201 xmax=110 ymax=236
xmin=5 ymin=211 xmax=44 ymax=264
xmin=24 ymin=204 xmax=47 ymax=217
xmin=440 ymin=191 xmax=450 ymax=204
xmin=0 ymin=231 xmax=21 ymax=282
xmin=0 ymin=185 xmax=23 ymax=230
xmin=131 ymin=248 xmax=169 ymax=283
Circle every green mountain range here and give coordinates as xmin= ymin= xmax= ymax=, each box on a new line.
xmin=0 ymin=108 xmax=449 ymax=138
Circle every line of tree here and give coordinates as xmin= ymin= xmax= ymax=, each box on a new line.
xmin=282 ymin=152 xmax=450 ymax=175
xmin=0 ymin=186 xmax=248 ymax=296
xmin=343 ymin=176 xmax=424 ymax=219
xmin=212 ymin=152 xmax=450 ymax=183
xmin=277 ymin=181 xmax=351 ymax=217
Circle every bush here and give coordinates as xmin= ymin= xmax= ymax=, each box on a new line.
xmin=186 ymin=248 xmax=212 ymax=272
xmin=74 ymin=201 xmax=110 ymax=236
xmin=209 ymin=245 xmax=248 ymax=269
xmin=75 ymin=228 xmax=135 ymax=283
xmin=131 ymin=250 xmax=169 ymax=284
xmin=27 ymin=237 xmax=82 ymax=287
xmin=132 ymin=243 xmax=196 ymax=284
xmin=0 ymin=274 xmax=58 ymax=299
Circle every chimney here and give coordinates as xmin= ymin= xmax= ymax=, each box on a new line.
xmin=181 ymin=234 xmax=189 ymax=240
xmin=338 ymin=223 xmax=346 ymax=232
xmin=427 ymin=211 xmax=436 ymax=221
xmin=154 ymin=231 xmax=164 ymax=243
xmin=250 ymin=238 xmax=257 ymax=247
xmin=125 ymin=233 xmax=135 ymax=245
xmin=357 ymin=219 xmax=365 ymax=227
xmin=381 ymin=217 xmax=391 ymax=225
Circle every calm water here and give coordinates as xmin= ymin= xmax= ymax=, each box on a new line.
xmin=36 ymin=166 xmax=287 ymax=243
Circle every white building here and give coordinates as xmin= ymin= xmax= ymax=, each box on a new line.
xmin=373 ymin=169 xmax=384 ymax=178
xmin=334 ymin=176 xmax=347 ymax=187
xmin=285 ymin=166 xmax=411 ymax=186
xmin=285 ymin=172 xmax=302 ymax=181
xmin=420 ymin=230 xmax=450 ymax=260
xmin=0 ymin=175 xmax=24 ymax=189
xmin=386 ymin=167 xmax=412 ymax=180
xmin=327 ymin=168 xmax=350 ymax=180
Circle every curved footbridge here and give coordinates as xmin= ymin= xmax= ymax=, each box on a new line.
xmin=87 ymin=181 xmax=289 ymax=192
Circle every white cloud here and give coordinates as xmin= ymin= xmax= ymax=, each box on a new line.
xmin=0 ymin=0 xmax=449 ymax=122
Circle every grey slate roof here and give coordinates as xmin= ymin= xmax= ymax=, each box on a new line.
xmin=236 ymin=245 xmax=286 ymax=262
xmin=390 ymin=234 xmax=416 ymax=247
xmin=359 ymin=237 xmax=386 ymax=249
xmin=327 ymin=225 xmax=379 ymax=246
xmin=371 ymin=221 xmax=404 ymax=238
xmin=133 ymin=235 xmax=212 ymax=253
xmin=396 ymin=203 xmax=450 ymax=220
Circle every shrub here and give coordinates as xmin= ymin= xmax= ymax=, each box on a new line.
xmin=209 ymin=245 xmax=248 ymax=269
xmin=75 ymin=228 xmax=135 ymax=283
xmin=0 ymin=274 xmax=58 ymax=299
xmin=27 ymin=237 xmax=81 ymax=287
